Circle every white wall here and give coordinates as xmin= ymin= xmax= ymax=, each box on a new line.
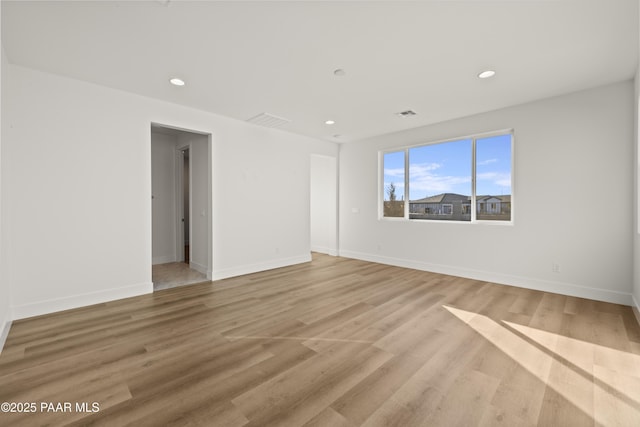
xmin=310 ymin=154 xmax=338 ymax=255
xmin=0 ymin=8 xmax=12 ymax=351
xmin=4 ymin=64 xmax=338 ymax=319
xmin=340 ymin=81 xmax=634 ymax=305
xmin=151 ymin=131 xmax=178 ymax=264
xmin=179 ymin=133 xmax=209 ymax=276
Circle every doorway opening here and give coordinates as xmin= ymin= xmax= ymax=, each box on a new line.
xmin=151 ymin=124 xmax=212 ymax=291
xmin=310 ymin=154 xmax=338 ymax=256
xmin=180 ymin=147 xmax=190 ymax=264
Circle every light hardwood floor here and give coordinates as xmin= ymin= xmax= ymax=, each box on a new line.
xmin=1 ymin=254 xmax=639 ymax=426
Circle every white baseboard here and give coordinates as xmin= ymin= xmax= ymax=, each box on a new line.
xmin=212 ymin=254 xmax=312 ymax=281
xmin=339 ymin=250 xmax=633 ymax=306
xmin=153 ymin=255 xmax=177 ymax=265
xmin=11 ymin=282 xmax=153 ymax=320
xmin=190 ymin=261 xmax=208 ymax=276
xmin=311 ymin=245 xmax=339 ymax=256
xmin=0 ymin=310 xmax=12 ymax=355
xmin=633 ymin=294 xmax=640 ymax=328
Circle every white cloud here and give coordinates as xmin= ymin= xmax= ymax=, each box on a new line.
xmin=409 ymin=175 xmax=471 ymax=195
xmin=477 ymin=172 xmax=498 ymax=180
xmin=409 ymin=162 xmax=441 ymax=174
xmin=409 ymin=162 xmax=470 ymax=197
xmin=477 ymin=172 xmax=511 ymax=193
xmin=388 ymin=162 xmax=510 ymax=199
xmin=477 ymin=158 xmax=498 ymax=166
xmin=384 ymin=167 xmax=405 ymax=178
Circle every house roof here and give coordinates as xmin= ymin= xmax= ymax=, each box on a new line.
xmin=411 ymin=193 xmax=469 ymax=204
xmin=411 ymin=193 xmax=511 ymax=203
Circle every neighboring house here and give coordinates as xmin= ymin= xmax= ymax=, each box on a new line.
xmin=476 ymin=195 xmax=511 ymax=220
xmin=409 ymin=193 xmax=471 ymax=220
xmin=409 ymin=193 xmax=511 ymax=221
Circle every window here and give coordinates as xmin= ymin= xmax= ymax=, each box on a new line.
xmin=381 ymin=131 xmax=513 ymax=223
xmin=409 ymin=139 xmax=471 ymax=221
xmin=382 ymin=151 xmax=405 ymax=218
xmin=476 ymin=134 xmax=512 ymax=221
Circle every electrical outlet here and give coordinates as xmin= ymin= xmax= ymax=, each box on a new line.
xmin=552 ymin=263 xmax=561 ymax=273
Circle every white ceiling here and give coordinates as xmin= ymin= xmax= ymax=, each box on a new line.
xmin=2 ymin=1 xmax=638 ymax=143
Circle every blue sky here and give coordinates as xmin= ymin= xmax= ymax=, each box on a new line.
xmin=383 ymin=134 xmax=511 ymax=201
xmin=476 ymin=134 xmax=512 ymax=197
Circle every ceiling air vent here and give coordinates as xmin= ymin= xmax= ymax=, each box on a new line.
xmin=246 ymin=113 xmax=292 ymax=129
xmin=396 ymin=110 xmax=417 ymax=117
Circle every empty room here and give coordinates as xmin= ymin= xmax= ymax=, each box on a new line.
xmin=1 ymin=1 xmax=640 ymax=426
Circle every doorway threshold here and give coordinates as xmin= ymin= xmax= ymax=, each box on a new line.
xmin=152 ymin=262 xmax=208 ymax=291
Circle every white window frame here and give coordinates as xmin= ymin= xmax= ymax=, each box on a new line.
xmin=379 ymin=129 xmax=514 ymax=225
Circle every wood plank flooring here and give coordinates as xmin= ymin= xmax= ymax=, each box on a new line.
xmin=1 ymin=253 xmax=640 ymax=426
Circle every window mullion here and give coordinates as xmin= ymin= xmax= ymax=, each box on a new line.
xmin=471 ymin=137 xmax=476 ymax=222
xmin=404 ymin=148 xmax=409 ymax=219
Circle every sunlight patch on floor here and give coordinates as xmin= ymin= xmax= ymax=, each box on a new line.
xmin=444 ymin=305 xmax=640 ymax=425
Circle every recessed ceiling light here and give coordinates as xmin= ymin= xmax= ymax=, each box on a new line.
xmin=169 ymin=77 xmax=185 ymax=86
xmin=478 ymin=70 xmax=496 ymax=79
xmin=325 ymin=120 xmax=336 ymax=125
xmin=333 ymin=69 xmax=346 ymax=77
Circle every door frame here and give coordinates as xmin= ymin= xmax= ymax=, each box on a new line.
xmin=150 ymin=122 xmax=213 ymax=283
xmin=175 ymin=143 xmax=191 ymax=263
xmin=310 ymin=154 xmax=339 ymax=256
